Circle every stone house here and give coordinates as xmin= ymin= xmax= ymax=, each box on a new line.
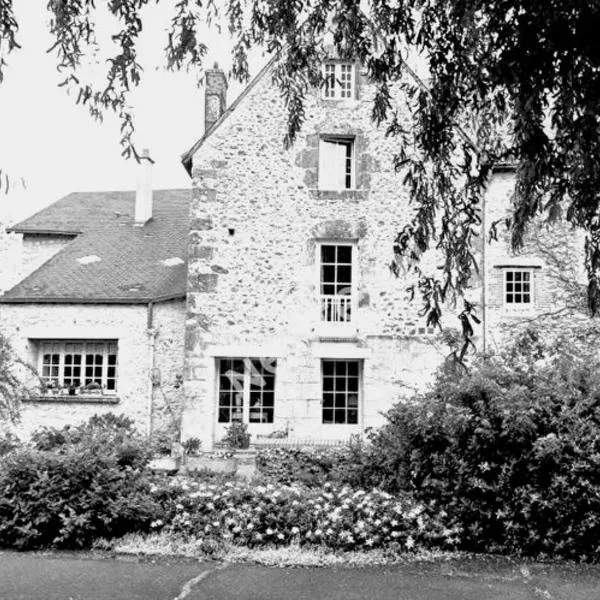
xmin=178 ymin=61 xmax=585 ymax=450
xmin=0 ymin=60 xmax=585 ymax=447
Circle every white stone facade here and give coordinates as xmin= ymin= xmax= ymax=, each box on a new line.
xmin=0 ymin=301 xmax=185 ymax=437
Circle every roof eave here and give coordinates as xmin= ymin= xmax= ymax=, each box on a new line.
xmin=0 ymin=293 xmax=186 ymax=305
xmin=7 ymin=228 xmax=82 ymax=236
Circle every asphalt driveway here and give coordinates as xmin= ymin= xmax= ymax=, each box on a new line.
xmin=1 ymin=551 xmax=600 ymax=600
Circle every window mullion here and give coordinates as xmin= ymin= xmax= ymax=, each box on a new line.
xmin=243 ymin=359 xmax=250 ymax=423
xmin=58 ymin=342 xmax=65 ymax=390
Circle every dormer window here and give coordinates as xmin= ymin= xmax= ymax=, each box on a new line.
xmin=323 ymin=62 xmax=355 ymax=99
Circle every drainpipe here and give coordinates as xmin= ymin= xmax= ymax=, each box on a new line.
xmin=146 ymin=301 xmax=158 ymax=437
xmin=481 ymin=178 xmax=488 ymax=357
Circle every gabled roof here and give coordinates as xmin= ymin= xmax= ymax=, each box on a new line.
xmin=0 ymin=189 xmax=191 ymax=304
xmin=181 ymin=57 xmax=277 ymax=175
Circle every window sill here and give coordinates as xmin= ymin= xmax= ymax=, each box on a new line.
xmin=24 ymin=395 xmax=120 ymax=405
xmin=309 ymin=189 xmax=367 ymax=200
xmin=316 ymin=323 xmax=359 ymax=340
xmin=502 ymin=307 xmax=536 ymax=317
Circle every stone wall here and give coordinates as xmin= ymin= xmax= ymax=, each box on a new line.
xmin=183 ymin=65 xmax=449 ymax=448
xmin=0 ymin=300 xmax=185 ymax=438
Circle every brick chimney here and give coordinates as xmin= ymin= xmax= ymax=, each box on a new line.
xmin=204 ymin=62 xmax=227 ymax=134
xmin=135 ymin=148 xmax=152 ymax=225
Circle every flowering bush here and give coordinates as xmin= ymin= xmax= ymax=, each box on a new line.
xmin=364 ymin=327 xmax=600 ymax=561
xmin=150 ymin=478 xmax=457 ymax=552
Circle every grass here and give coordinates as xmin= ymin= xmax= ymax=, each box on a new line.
xmin=103 ymin=532 xmax=465 ymax=567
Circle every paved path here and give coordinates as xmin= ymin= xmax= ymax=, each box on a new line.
xmin=2 ymin=551 xmax=600 ymax=600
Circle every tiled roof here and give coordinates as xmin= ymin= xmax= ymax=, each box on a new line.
xmin=0 ymin=189 xmax=191 ymax=303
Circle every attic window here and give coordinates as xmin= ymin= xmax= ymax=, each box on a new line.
xmin=323 ymin=62 xmax=355 ymax=99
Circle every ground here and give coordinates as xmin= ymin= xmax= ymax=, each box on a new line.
xmin=2 ymin=551 xmax=600 ymax=600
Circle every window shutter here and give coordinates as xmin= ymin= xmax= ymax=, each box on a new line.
xmin=319 ymin=139 xmax=337 ymax=189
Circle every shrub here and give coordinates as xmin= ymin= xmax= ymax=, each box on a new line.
xmin=151 ymin=478 xmax=456 ymax=552
xmin=363 ymin=328 xmax=600 ymax=561
xmin=0 ymin=413 xmax=158 ymax=550
xmin=256 ymin=438 xmax=375 ymax=489
xmin=0 ymin=448 xmax=160 ymax=550
xmin=0 ymin=430 xmax=20 ymax=456
xmin=30 ymin=413 xmax=152 ymax=469
xmin=222 ymin=422 xmax=251 ymax=449
xmin=183 ymin=437 xmax=202 ymax=456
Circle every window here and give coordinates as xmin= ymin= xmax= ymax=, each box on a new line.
xmin=217 ymin=358 xmax=276 ymax=424
xmin=318 ymin=137 xmax=355 ymax=190
xmin=320 ymin=244 xmax=354 ymax=323
xmin=322 ymin=360 xmax=360 ymax=424
xmin=323 ymin=62 xmax=355 ymax=99
xmin=38 ymin=340 xmax=118 ymax=394
xmin=505 ymin=269 xmax=532 ymax=305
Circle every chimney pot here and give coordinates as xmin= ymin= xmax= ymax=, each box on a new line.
xmin=204 ymin=64 xmax=227 ymax=134
xmin=135 ymin=148 xmax=152 ymax=225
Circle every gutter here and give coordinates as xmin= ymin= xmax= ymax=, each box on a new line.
xmin=0 ymin=293 xmax=186 ymax=305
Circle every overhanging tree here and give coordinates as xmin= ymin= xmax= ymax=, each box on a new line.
xmin=1 ymin=1 xmax=599 ymax=333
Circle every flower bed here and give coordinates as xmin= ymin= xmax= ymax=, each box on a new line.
xmin=150 ymin=478 xmax=458 ymax=553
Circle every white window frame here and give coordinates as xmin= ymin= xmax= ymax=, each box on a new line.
xmin=216 ymin=357 xmax=277 ymax=424
xmin=322 ymin=62 xmax=355 ymax=99
xmin=321 ymin=359 xmax=361 ymax=425
xmin=318 ymin=136 xmax=355 ymax=190
xmin=36 ymin=340 xmax=118 ymax=395
xmin=503 ymin=268 xmax=534 ymax=309
xmin=318 ymin=242 xmax=358 ymax=325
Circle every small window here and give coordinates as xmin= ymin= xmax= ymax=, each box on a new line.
xmin=505 ymin=269 xmax=532 ymax=305
xmin=320 ymin=244 xmax=354 ymax=323
xmin=319 ymin=137 xmax=354 ymax=190
xmin=323 ymin=62 xmax=355 ymax=99
xmin=37 ymin=340 xmax=118 ymax=395
xmin=322 ymin=360 xmax=360 ymax=424
xmin=217 ymin=358 xmax=276 ymax=424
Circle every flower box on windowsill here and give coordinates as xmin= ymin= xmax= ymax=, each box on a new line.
xmin=23 ymin=395 xmax=120 ymax=405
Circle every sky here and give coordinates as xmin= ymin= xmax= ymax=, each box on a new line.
xmin=0 ymin=3 xmax=266 ymax=224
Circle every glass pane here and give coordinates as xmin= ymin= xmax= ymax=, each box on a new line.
xmin=322 ymin=409 xmax=334 ymax=424
xmin=323 ymin=393 xmax=334 ymax=408
xmin=322 ymin=361 xmax=335 ymax=376
xmin=321 ymin=245 xmax=336 ymax=263
xmin=218 ymin=408 xmax=230 ymax=423
xmin=337 ymin=265 xmax=352 ymax=284
xmin=335 ymin=393 xmax=346 ymax=408
xmin=321 ymin=265 xmax=336 ymax=284
xmin=337 ymin=246 xmax=352 ymax=263
xmin=334 ymin=410 xmax=346 ymax=424
xmin=348 ymin=409 xmax=358 ymax=424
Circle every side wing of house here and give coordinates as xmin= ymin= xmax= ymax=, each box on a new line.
xmin=0 ymin=190 xmax=190 ymax=439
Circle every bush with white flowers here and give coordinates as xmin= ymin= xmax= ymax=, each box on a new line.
xmin=151 ymin=478 xmax=458 ymax=552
